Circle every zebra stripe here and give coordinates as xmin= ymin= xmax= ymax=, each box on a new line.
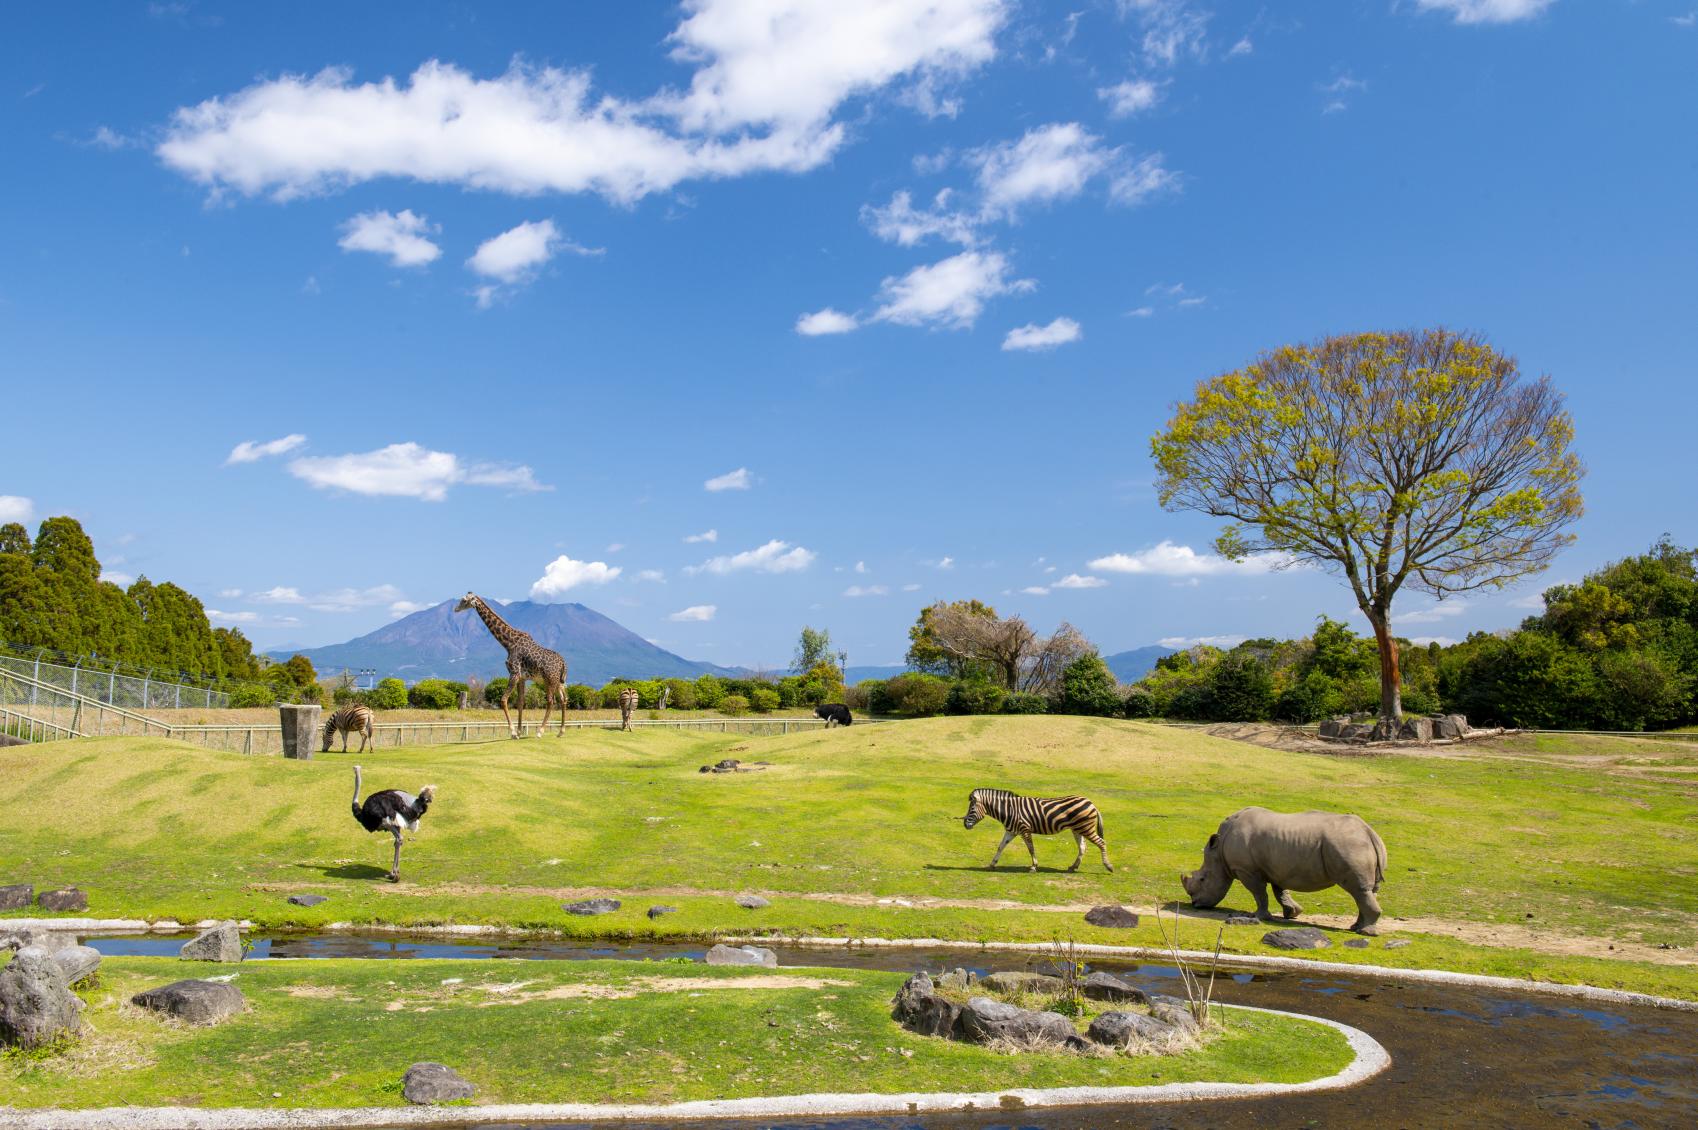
xmin=322 ymin=704 xmax=375 ymax=753
xmin=617 ymin=688 xmax=639 ymax=732
xmin=963 ymin=787 xmax=1114 ymax=873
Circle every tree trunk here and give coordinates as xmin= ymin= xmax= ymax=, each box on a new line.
xmin=1367 ymin=613 xmax=1403 ymax=722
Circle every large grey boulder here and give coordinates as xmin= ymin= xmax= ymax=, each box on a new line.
xmin=132 ymin=980 xmax=245 ymax=1025
xmin=51 ymin=946 xmax=101 ymax=986
xmin=704 ymin=943 xmax=777 ymax=968
xmin=37 ymin=888 xmax=87 ymax=912
xmin=287 ymin=894 xmax=328 ymax=908
xmin=734 ymin=894 xmax=771 ymax=909
xmin=1397 ymin=717 xmax=1434 ymax=742
xmin=1317 ymin=719 xmax=1347 ymax=739
xmin=1149 ymin=996 xmax=1201 ymax=1033
xmin=2 ymin=929 xmax=75 ymax=955
xmin=980 ymin=970 xmax=1063 ymax=996
xmin=1088 ymin=1009 xmax=1176 ymax=1047
xmin=0 ymin=884 xmax=31 ymax=910
xmin=1082 ymin=971 xmax=1148 ymax=1005
xmin=562 ymin=898 xmax=621 ymax=916
xmin=936 ymin=968 xmax=974 ymax=992
xmin=1262 ymin=927 xmax=1331 ymax=950
xmin=181 ymin=922 xmax=244 ymax=963
xmin=0 ymin=946 xmax=83 ymax=1048
xmin=402 ymin=1062 xmax=475 ymax=1105
xmin=1083 ymin=905 xmax=1139 ymax=929
xmin=957 ymin=996 xmax=1076 ymax=1047
xmin=892 ymin=971 xmax=964 ymax=1038
xmin=1434 ymin=714 xmax=1470 ymax=739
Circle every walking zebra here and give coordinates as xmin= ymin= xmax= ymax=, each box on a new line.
xmin=961 ymin=788 xmax=1113 ymax=873
xmin=321 ymin=704 xmax=375 ymax=753
xmin=618 ymin=687 xmax=639 ymax=731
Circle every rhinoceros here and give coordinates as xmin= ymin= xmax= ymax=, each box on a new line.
xmin=1180 ymin=807 xmax=1388 ymax=935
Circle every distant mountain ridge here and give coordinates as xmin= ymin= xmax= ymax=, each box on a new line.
xmin=1103 ymin=646 xmax=1173 ymax=684
xmin=267 ymin=599 xmax=741 ymax=686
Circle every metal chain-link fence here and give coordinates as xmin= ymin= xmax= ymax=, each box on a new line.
xmin=0 ymin=646 xmax=230 ymax=710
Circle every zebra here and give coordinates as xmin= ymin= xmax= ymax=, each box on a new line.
xmin=321 ymin=704 xmax=375 ymax=753
xmin=962 ymin=788 xmax=1113 ymax=873
xmin=618 ymin=687 xmax=639 ymax=731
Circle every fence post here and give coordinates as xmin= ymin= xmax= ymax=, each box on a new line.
xmin=278 ymin=704 xmax=321 ymax=759
xmin=175 ymin=683 xmax=182 ymax=710
xmin=70 ymin=662 xmax=79 ymax=699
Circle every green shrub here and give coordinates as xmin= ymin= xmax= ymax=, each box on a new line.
xmin=408 ymin=679 xmax=458 ymax=710
xmin=1207 ymin=652 xmax=1275 ymax=721
xmin=368 ymin=678 xmax=408 ymax=710
xmin=228 ymin=683 xmax=275 ymax=708
xmin=694 ymin=675 xmax=725 ymax=709
xmin=720 ymin=693 xmax=750 ymax=716
xmin=882 ymin=673 xmax=950 ymax=716
xmin=947 ymin=679 xmax=1006 ymax=715
xmin=1121 ymin=685 xmax=1155 ymax=718
xmin=855 ymin=679 xmax=887 ymax=712
xmin=566 ymin=684 xmax=596 ymax=709
xmin=749 ymin=687 xmax=781 ymax=713
xmin=331 ymin=686 xmax=357 ymax=707
xmin=1167 ymin=683 xmax=1214 ymax=720
xmin=1058 ymin=654 xmax=1121 ymax=717
xmin=1000 ymin=691 xmax=1048 ymax=715
xmin=663 ymin=678 xmax=697 ymax=710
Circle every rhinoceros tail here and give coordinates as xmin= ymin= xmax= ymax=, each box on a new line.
xmin=1368 ymin=822 xmax=1387 ymax=891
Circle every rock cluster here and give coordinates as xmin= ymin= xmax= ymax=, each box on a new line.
xmin=0 ymin=945 xmax=89 ymax=1048
xmin=1319 ymin=713 xmax=1472 ymax=743
xmin=891 ymin=971 xmax=1188 ymax=1052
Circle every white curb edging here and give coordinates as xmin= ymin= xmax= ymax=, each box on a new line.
xmin=0 ymin=1003 xmax=1386 ymax=1129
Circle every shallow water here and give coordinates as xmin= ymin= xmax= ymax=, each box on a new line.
xmin=85 ymin=932 xmax=1697 ymax=1129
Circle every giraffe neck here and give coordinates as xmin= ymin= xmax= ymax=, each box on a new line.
xmin=472 ymin=598 xmax=526 ymax=652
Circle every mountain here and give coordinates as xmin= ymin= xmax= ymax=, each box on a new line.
xmin=1103 ymin=646 xmax=1173 ymax=684
xmin=267 ymin=599 xmax=741 ymax=686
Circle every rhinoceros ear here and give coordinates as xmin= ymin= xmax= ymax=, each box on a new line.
xmin=1207 ymin=833 xmax=1218 ymax=849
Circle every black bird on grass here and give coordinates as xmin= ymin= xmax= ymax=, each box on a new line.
xmin=351 ymin=765 xmax=436 ymax=882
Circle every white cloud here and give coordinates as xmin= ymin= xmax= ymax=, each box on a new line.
xmin=871 ymin=250 xmax=1034 ymax=329
xmin=1159 ymin=634 xmax=1246 ymax=649
xmin=1020 ymin=585 xmax=1049 ymax=595
xmin=208 ymin=609 xmax=260 ymax=624
xmin=606 ymin=542 xmax=625 ymax=553
xmin=934 ymin=556 xmax=955 ymax=569
xmin=854 ymin=561 xmax=868 ymax=574
xmin=902 ymin=582 xmax=923 ymax=591
xmin=1673 ymin=11 xmax=1697 ymax=28
xmin=252 ymin=586 xmax=304 ymax=604
xmin=686 ymin=538 xmax=817 ymax=575
xmin=1123 ymin=0 xmax=1210 ymax=67
xmin=1053 ymin=573 xmax=1107 ymax=589
xmin=1002 ymin=316 xmax=1081 ymax=351
xmin=1127 ymin=305 xmax=1154 ymax=317
xmin=1097 ymin=79 xmax=1161 ymax=117
xmin=635 ymin=569 xmax=667 ymax=583
xmin=795 ymin=307 xmax=860 ymax=335
xmin=337 ymin=209 xmax=440 ymax=267
xmin=530 ymin=555 xmax=623 ymax=599
xmin=1145 ymin=281 xmax=1185 ymax=296
xmin=704 ymin=467 xmax=753 ymax=491
xmin=683 ymin=528 xmax=719 ymax=544
xmin=1228 ymin=36 xmax=1253 ymax=56
xmin=1409 ymin=636 xmax=1460 ymax=647
xmin=1177 ymin=295 xmax=1206 ymax=307
xmin=0 ymin=496 xmax=34 ymax=524
xmin=1414 ymin=0 xmax=1555 ymax=25
xmin=99 ymin=570 xmax=135 ymax=586
xmin=860 ymin=188 xmax=979 ymax=246
xmin=252 ymin=583 xmax=408 ymax=612
xmin=1089 ymin=540 xmax=1291 ymax=576
xmin=225 ymin=434 xmax=306 ymax=465
xmin=389 ymin=600 xmax=432 ymax=616
xmin=89 ymin=126 xmax=136 ymax=150
xmin=1108 ymin=152 xmax=1178 ymax=206
xmin=287 ymin=442 xmax=549 ymax=501
xmin=468 ymin=219 xmax=564 ymax=281
xmin=1319 ymin=72 xmax=1366 ymax=114
xmin=156 ymin=3 xmax=1009 ymax=205
xmin=669 ymin=604 xmax=717 ymax=622
xmin=972 ymin=122 xmax=1114 ymax=218
xmin=218 ymin=588 xmax=243 ymax=598
xmin=1392 ymin=600 xmax=1468 ymax=625
xmin=843 ymin=584 xmax=889 ymax=597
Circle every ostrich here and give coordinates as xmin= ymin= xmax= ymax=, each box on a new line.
xmin=350 ymin=765 xmax=436 ymax=882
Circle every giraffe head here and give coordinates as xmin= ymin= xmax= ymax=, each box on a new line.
xmin=455 ymin=592 xmax=481 ymax=613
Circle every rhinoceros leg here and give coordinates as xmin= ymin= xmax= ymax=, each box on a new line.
xmin=1243 ymin=874 xmax=1275 ymax=920
xmin=1347 ymin=887 xmax=1383 ymax=935
xmin=1273 ymin=885 xmax=1304 ymax=919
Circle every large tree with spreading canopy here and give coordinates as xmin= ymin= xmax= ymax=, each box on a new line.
xmin=1151 ymin=328 xmax=1583 ymax=724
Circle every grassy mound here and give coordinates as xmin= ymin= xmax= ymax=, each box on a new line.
xmin=1 ymin=717 xmax=1694 ymax=997
xmin=0 ymin=957 xmax=1353 ymax=1109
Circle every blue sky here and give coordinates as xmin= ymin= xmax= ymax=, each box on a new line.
xmin=3 ymin=0 xmax=1695 ymax=668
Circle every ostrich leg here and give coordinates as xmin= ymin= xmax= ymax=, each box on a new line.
xmin=389 ymin=830 xmax=402 ymax=882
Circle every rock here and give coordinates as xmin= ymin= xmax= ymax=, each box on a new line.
xmin=734 ymin=894 xmax=770 ymax=910
xmin=1384 ymin=938 xmax=1412 ymax=950
xmin=1369 ymin=718 xmax=1400 ymax=742
xmin=1083 ymin=905 xmax=1140 ymax=929
xmin=1434 ymin=714 xmax=1469 ymax=739
xmin=1317 ymin=718 xmax=1346 ymax=739
xmin=1088 ymin=1009 xmax=1176 ymax=1046
xmin=892 ymin=972 xmax=964 ymax=1038
xmin=1337 ymin=723 xmax=1374 ymax=741
xmin=705 ymin=943 xmax=777 ymax=968
xmin=1225 ymin=915 xmax=1259 ymax=927
xmin=1 ymin=929 xmax=75 ymax=954
xmin=36 ymin=888 xmax=87 ymax=913
xmin=402 ymin=1062 xmax=475 ymax=1105
xmin=1397 ymin=717 xmax=1434 ymax=742
xmin=0 ymin=884 xmax=31 ymax=910
xmin=51 ymin=946 xmax=101 ymax=985
xmin=936 ymin=967 xmax=974 ymax=991
xmin=957 ymin=996 xmax=1075 ymax=1047
xmin=131 ymin=979 xmax=245 ymax=1025
xmin=1262 ymin=927 xmax=1331 ymax=950
xmin=287 ymin=894 xmax=328 ymax=908
xmin=981 ymin=971 xmax=1064 ymax=996
xmin=646 ymin=905 xmax=678 ymax=919
xmin=0 ymin=947 xmax=83 ymax=1048
xmin=1343 ymin=938 xmax=1371 ymax=949
xmin=562 ymin=898 xmax=621 ymax=916
xmin=1082 ymin=971 xmax=1149 ymax=1005
xmin=1149 ymin=995 xmax=1201 ymax=1032
xmin=180 ymin=922 xmax=244 ymax=963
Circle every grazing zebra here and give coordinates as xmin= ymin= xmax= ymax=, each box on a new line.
xmin=962 ymin=788 xmax=1114 ymax=873
xmin=618 ymin=687 xmax=639 ymax=731
xmin=321 ymin=704 xmax=375 ymax=753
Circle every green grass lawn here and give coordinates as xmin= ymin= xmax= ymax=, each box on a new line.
xmin=2 ymin=717 xmax=1695 ymax=998
xmin=0 ymin=957 xmax=1351 ymax=1109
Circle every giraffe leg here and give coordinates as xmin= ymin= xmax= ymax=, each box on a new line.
xmin=514 ymin=677 xmax=528 ymax=738
xmin=988 ymin=829 xmax=1015 ymax=869
xmin=499 ymin=684 xmax=517 ymax=738
xmin=556 ymin=682 xmax=567 ymax=735
xmin=1022 ymin=832 xmax=1038 ymax=872
xmin=538 ymin=678 xmax=553 ymax=734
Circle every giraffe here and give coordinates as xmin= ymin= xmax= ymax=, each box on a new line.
xmin=455 ymin=592 xmax=567 ymax=738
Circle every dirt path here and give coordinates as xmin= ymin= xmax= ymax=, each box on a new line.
xmin=252 ymin=880 xmax=1694 ymax=966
